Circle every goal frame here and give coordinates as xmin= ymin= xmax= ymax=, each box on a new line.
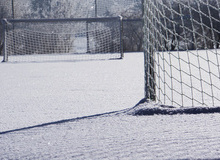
xmin=143 ymin=0 xmax=220 ymax=107
xmin=1 ymin=16 xmax=124 ymax=62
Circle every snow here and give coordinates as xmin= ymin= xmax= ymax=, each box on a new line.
xmin=1 ymin=52 xmax=220 ymax=159
xmin=0 ymin=52 xmax=145 ymax=132
xmin=1 ymin=111 xmax=220 ymax=159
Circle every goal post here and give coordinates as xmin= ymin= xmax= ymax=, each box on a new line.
xmin=1 ymin=16 xmax=124 ymax=62
xmin=143 ymin=3 xmax=156 ymax=101
xmin=1 ymin=19 xmax=8 ymax=62
xmin=143 ymin=0 xmax=220 ymax=107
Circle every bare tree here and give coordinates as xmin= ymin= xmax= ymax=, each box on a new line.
xmin=102 ymin=0 xmax=143 ymax=52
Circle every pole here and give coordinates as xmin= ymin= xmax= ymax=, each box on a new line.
xmin=119 ymin=16 xmax=124 ymax=59
xmin=2 ymin=19 xmax=8 ymax=62
xmin=86 ymin=21 xmax=90 ymax=53
xmin=95 ymin=0 xmax=97 ymax=18
xmin=143 ymin=1 xmax=156 ymax=101
xmin=141 ymin=0 xmax=144 ymax=18
xmin=11 ymin=0 xmax=15 ymax=19
xmin=11 ymin=0 xmax=16 ymax=56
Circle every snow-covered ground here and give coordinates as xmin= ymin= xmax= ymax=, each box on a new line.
xmin=1 ymin=52 xmax=220 ymax=159
xmin=0 ymin=52 xmax=145 ymax=132
xmin=1 ymin=109 xmax=220 ymax=159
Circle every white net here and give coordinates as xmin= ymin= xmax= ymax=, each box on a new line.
xmin=1 ymin=0 xmax=144 ymax=53
xmin=3 ymin=17 xmax=122 ymax=62
xmin=143 ymin=0 xmax=220 ymax=107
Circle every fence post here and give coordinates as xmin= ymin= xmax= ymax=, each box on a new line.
xmin=141 ymin=0 xmax=144 ymax=18
xmin=2 ymin=19 xmax=8 ymax=62
xmin=86 ymin=21 xmax=90 ymax=53
xmin=11 ymin=0 xmax=15 ymax=19
xmin=95 ymin=0 xmax=97 ymax=18
xmin=119 ymin=15 xmax=124 ymax=59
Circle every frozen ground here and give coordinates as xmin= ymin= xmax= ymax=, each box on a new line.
xmin=1 ymin=108 xmax=220 ymax=159
xmin=1 ymin=52 xmax=220 ymax=159
xmin=0 ymin=52 xmax=144 ymax=132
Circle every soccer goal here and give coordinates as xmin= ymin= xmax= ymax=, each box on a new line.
xmin=1 ymin=17 xmax=123 ymax=62
xmin=143 ymin=0 xmax=220 ymax=107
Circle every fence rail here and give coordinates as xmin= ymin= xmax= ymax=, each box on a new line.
xmin=4 ymin=17 xmax=122 ymax=24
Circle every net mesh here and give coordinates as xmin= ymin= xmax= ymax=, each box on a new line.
xmin=1 ymin=0 xmax=143 ymax=57
xmin=143 ymin=0 xmax=220 ymax=107
xmin=3 ymin=18 xmax=122 ymax=62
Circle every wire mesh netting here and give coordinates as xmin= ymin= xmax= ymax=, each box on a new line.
xmin=0 ymin=0 xmax=143 ymax=61
xmin=143 ymin=0 xmax=220 ymax=107
xmin=3 ymin=17 xmax=122 ymax=62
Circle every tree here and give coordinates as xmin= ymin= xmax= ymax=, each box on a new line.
xmin=102 ymin=0 xmax=143 ymax=52
xmin=30 ymin=0 xmax=52 ymax=18
xmin=26 ymin=0 xmax=95 ymax=19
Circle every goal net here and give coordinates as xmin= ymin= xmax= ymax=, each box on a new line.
xmin=1 ymin=17 xmax=123 ymax=62
xmin=143 ymin=0 xmax=220 ymax=108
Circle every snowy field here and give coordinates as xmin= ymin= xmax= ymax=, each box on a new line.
xmin=1 ymin=112 xmax=220 ymax=159
xmin=1 ymin=52 xmax=220 ymax=159
xmin=0 ymin=52 xmax=144 ymax=132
